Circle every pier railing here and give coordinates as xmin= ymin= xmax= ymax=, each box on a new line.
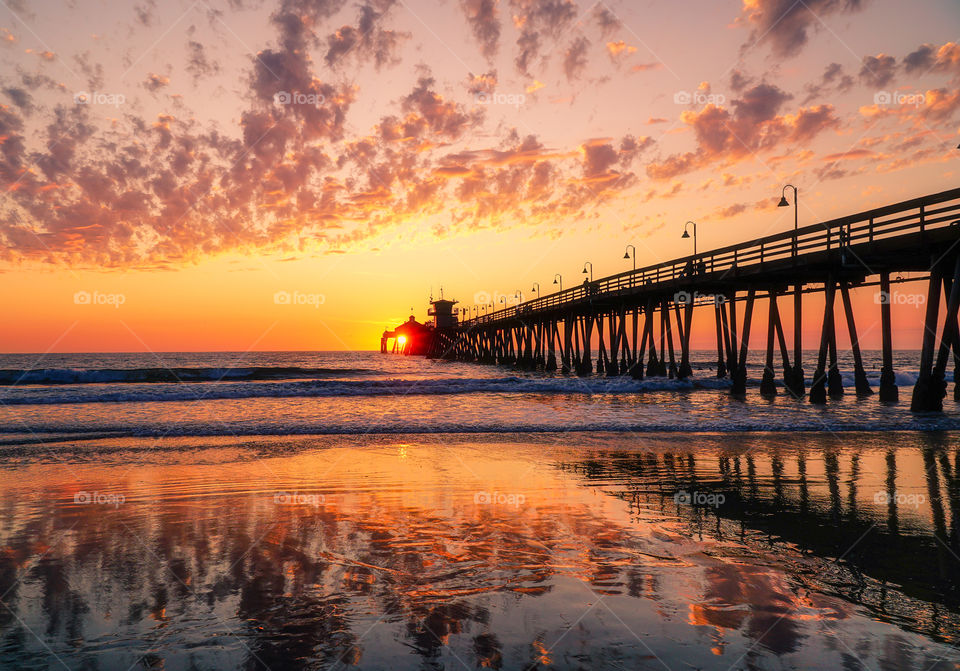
xmin=462 ymin=187 xmax=960 ymax=327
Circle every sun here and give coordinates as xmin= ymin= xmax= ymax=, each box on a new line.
xmin=397 ymin=335 xmax=407 ymax=347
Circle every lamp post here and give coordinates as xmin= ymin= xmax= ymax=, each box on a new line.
xmin=531 ymin=282 xmax=540 ymax=299
xmin=682 ymin=221 xmax=697 ymax=255
xmin=553 ymin=274 xmax=563 ymax=293
xmin=515 ymin=290 xmax=523 ymax=304
xmin=778 ymin=184 xmax=798 ymax=256
xmin=623 ymin=244 xmax=636 ymax=271
xmin=582 ymin=261 xmax=593 ymax=283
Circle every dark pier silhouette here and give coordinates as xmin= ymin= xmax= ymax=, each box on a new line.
xmin=383 ymin=188 xmax=960 ymax=412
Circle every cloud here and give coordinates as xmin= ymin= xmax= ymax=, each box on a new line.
xmin=512 ymin=0 xmax=579 ymax=76
xmin=606 ymin=40 xmax=636 ymax=60
xmin=135 ymin=0 xmax=157 ymax=26
xmin=715 ymin=202 xmax=748 ymax=218
xmin=801 ymin=62 xmax=853 ymax=104
xmin=737 ymin=0 xmax=872 ymax=58
xmin=593 ymin=5 xmax=620 ymax=36
xmin=729 ymin=69 xmax=754 ymax=93
xmin=186 ymin=39 xmax=221 ymax=82
xmin=466 ymin=71 xmax=498 ymax=96
xmin=859 ymin=88 xmax=960 ymax=126
xmin=143 ymin=73 xmax=170 ymax=92
xmin=647 ymin=83 xmax=840 ymax=179
xmin=903 ymin=42 xmax=960 ymax=79
xmin=563 ymin=36 xmax=589 ymax=80
xmin=401 ymin=75 xmax=483 ymax=141
xmin=460 ymin=0 xmax=500 ymax=59
xmin=859 ymin=53 xmax=897 ymax=88
xmin=324 ymin=1 xmax=408 ymax=69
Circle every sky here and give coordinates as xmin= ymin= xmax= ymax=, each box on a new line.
xmin=0 ymin=0 xmax=958 ymax=352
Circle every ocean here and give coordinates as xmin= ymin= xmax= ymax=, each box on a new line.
xmin=1 ymin=350 xmax=959 ymax=669
xmin=1 ymin=349 xmax=959 ymax=440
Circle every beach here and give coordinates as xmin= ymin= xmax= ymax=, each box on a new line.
xmin=1 ymin=353 xmax=959 ymax=669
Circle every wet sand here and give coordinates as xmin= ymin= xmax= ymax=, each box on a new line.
xmin=1 ymin=432 xmax=958 ymax=670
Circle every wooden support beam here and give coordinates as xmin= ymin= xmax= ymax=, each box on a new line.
xmin=930 ymin=257 xmax=960 ymax=410
xmin=597 ymin=312 xmax=609 ymax=375
xmin=679 ymin=298 xmax=694 ymax=379
xmin=811 ymin=278 xmax=837 ymax=404
xmin=607 ymin=310 xmax=619 ymax=376
xmin=720 ymin=297 xmax=734 ymax=378
xmin=760 ymin=290 xmax=778 ymax=397
xmin=618 ymin=307 xmax=630 ymax=374
xmin=714 ymin=300 xmax=727 ymax=378
xmin=728 ymin=292 xmax=739 ymax=382
xmin=731 ymin=289 xmax=756 ymax=396
xmin=581 ymin=314 xmax=594 ymax=376
xmin=827 ymin=300 xmax=844 ymax=399
xmin=633 ymin=305 xmax=648 ymax=380
xmin=663 ymin=300 xmax=678 ymax=379
xmin=912 ymin=262 xmax=946 ymax=411
xmin=840 ymin=283 xmax=873 ymax=395
xmin=646 ymin=302 xmax=662 ymax=377
xmin=791 ymin=284 xmax=805 ymax=397
xmin=878 ymin=273 xmax=898 ymax=401
xmin=770 ymin=294 xmax=794 ymax=396
xmin=546 ymin=320 xmax=558 ymax=371
xmin=572 ymin=318 xmax=582 ymax=372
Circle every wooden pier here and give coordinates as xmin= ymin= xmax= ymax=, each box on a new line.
xmin=388 ymin=188 xmax=960 ymax=412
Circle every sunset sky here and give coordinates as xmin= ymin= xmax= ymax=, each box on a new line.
xmin=1 ymin=0 xmax=958 ymax=352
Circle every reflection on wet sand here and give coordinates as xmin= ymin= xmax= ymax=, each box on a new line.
xmin=0 ymin=432 xmax=959 ymax=669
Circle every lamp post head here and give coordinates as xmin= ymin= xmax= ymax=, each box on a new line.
xmin=681 ymin=230 xmax=690 ymax=239
xmin=778 ymin=195 xmax=790 ymax=207
xmin=623 ymin=251 xmax=630 ymax=259
xmin=553 ymin=278 xmax=558 ymax=284
xmin=582 ymin=267 xmax=588 ymax=274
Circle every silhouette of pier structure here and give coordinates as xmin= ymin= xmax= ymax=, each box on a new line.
xmin=385 ymin=188 xmax=960 ymax=412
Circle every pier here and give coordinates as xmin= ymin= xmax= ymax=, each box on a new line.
xmin=384 ymin=188 xmax=960 ymax=412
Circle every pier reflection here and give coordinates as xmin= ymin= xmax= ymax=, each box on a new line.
xmin=562 ymin=432 xmax=960 ymax=640
xmin=0 ymin=433 xmax=958 ymax=669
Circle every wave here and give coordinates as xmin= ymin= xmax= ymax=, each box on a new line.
xmin=4 ymin=417 xmax=960 ymax=443
xmin=0 ymin=375 xmax=733 ymax=405
xmin=0 ymin=366 xmax=376 ymax=386
xmin=0 ymin=369 xmax=938 ymax=406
